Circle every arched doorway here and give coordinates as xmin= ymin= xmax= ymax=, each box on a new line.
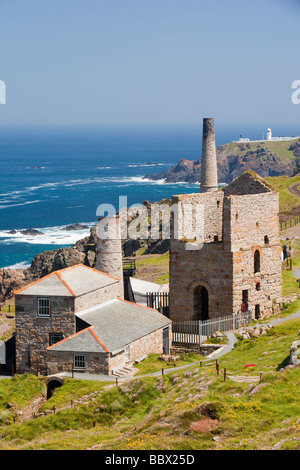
xmin=193 ymin=285 xmax=209 ymax=320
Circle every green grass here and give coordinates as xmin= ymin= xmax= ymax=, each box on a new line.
xmin=135 ymin=252 xmax=169 ymax=284
xmin=0 ymin=374 xmax=45 ymax=425
xmin=264 ymin=139 xmax=298 ymax=163
xmin=133 ymin=352 xmax=205 ymax=376
xmin=0 ymin=313 xmax=299 ymax=450
xmin=135 ymin=252 xmax=169 ymax=268
xmin=2 ymin=191 xmax=300 ymax=449
xmin=265 ymin=174 xmax=300 ymax=215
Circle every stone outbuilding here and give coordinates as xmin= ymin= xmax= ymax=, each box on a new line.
xmin=47 ymin=298 xmax=171 ymax=376
xmin=14 ymin=264 xmax=171 ymax=376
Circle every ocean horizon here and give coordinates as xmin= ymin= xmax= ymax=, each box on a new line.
xmin=0 ymin=123 xmax=298 ymax=269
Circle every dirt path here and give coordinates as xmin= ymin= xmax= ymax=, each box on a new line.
xmin=17 ymin=396 xmax=47 ymax=422
xmin=288 ymin=181 xmax=300 ymax=198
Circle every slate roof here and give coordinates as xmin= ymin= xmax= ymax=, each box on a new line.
xmin=47 ymin=298 xmax=172 ymax=354
xmin=14 ymin=264 xmax=120 ymax=297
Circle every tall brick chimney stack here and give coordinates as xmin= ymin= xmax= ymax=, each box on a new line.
xmin=200 ymin=118 xmax=218 ymax=193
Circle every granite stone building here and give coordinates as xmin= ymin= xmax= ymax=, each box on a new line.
xmin=169 ymin=118 xmax=282 ymax=322
xmin=14 ymin=229 xmax=171 ymax=376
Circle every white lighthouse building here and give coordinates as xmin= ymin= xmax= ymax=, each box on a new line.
xmin=235 ymin=127 xmax=298 ymax=143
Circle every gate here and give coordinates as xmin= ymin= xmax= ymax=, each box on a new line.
xmin=172 ymin=311 xmax=253 ymax=349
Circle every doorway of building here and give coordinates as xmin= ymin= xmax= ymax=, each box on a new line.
xmin=163 ymin=327 xmax=170 ymax=354
xmin=242 ymin=290 xmax=249 ymax=311
xmin=193 ymin=285 xmax=209 ymax=321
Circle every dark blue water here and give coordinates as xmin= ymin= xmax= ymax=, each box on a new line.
xmin=0 ymin=123 xmax=295 ymax=269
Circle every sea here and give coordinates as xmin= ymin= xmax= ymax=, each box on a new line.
xmin=0 ymin=123 xmax=297 ymax=270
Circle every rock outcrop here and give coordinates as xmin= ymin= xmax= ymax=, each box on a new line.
xmin=0 ymin=201 xmax=172 ymax=304
xmin=0 ymin=226 xmax=98 ymax=304
xmin=145 ymin=138 xmax=300 ymax=184
xmin=237 ymin=324 xmax=273 ymax=339
xmin=290 ymin=339 xmax=300 ymax=365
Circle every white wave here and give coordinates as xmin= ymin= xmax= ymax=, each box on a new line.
xmin=3 ymin=261 xmax=31 ymax=270
xmin=0 ymin=174 xmax=197 ymax=207
xmin=0 ymin=222 xmax=95 ymax=246
xmin=127 ymin=163 xmax=169 ymax=167
xmin=0 ymin=200 xmax=40 ymax=210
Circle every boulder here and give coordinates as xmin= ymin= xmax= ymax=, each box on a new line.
xmin=290 ymin=340 xmax=300 ymax=365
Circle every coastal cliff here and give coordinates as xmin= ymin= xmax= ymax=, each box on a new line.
xmin=0 ymin=227 xmax=98 ymax=304
xmin=0 ymin=204 xmax=171 ymax=304
xmin=145 ymin=137 xmax=300 ymax=183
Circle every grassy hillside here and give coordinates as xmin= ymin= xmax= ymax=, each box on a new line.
xmin=265 ymin=174 xmax=300 ymax=218
xmin=0 ymin=313 xmax=299 ymax=450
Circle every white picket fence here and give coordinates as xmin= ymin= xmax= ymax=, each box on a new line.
xmin=172 ymin=310 xmax=253 ymax=348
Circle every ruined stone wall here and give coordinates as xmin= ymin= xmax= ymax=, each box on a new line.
xmin=171 ymin=191 xmax=224 ymax=244
xmin=15 ymin=294 xmax=75 ymax=375
xmin=223 ymin=192 xmax=280 ymax=250
xmin=169 ymin=240 xmax=233 ymax=321
xmin=224 ymin=192 xmax=282 ymax=316
xmin=169 ymin=186 xmax=282 ymax=322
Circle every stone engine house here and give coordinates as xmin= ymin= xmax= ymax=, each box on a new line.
xmin=169 ymin=118 xmax=282 ymax=322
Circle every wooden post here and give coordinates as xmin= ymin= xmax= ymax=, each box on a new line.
xmin=162 ymin=368 xmax=164 ymax=377
xmin=216 ymin=360 xmax=219 ymax=375
xmin=72 ymin=364 xmax=74 ymax=378
xmin=116 ymin=377 xmax=118 ymax=386
xmin=223 ymin=368 xmax=226 ymax=382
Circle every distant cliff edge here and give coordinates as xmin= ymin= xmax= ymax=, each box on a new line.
xmin=144 ymin=137 xmax=300 ymax=184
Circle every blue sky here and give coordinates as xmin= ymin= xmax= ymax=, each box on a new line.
xmin=0 ymin=0 xmax=299 ymax=128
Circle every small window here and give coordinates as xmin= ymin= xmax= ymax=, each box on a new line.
xmin=264 ymin=235 xmax=269 ymax=245
xmin=256 ymin=282 xmax=261 ymax=291
xmin=49 ymin=333 xmax=63 ymax=346
xmin=37 ymin=298 xmax=51 ymax=317
xmin=254 ymin=250 xmax=261 ymax=273
xmin=74 ymin=355 xmax=86 ymax=369
xmin=16 ymin=305 xmax=24 ymax=313
xmin=255 ymin=304 xmax=260 ymax=319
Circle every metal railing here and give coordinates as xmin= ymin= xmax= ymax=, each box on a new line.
xmin=146 ymin=292 xmax=170 ymax=317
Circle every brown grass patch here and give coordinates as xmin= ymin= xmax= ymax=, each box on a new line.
xmin=190 ymin=418 xmax=219 ymax=432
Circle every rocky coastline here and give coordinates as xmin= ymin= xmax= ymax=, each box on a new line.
xmin=0 ymin=203 xmax=171 ymax=304
xmin=144 ymin=138 xmax=300 ymax=184
xmin=0 ymin=226 xmax=98 ymax=304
